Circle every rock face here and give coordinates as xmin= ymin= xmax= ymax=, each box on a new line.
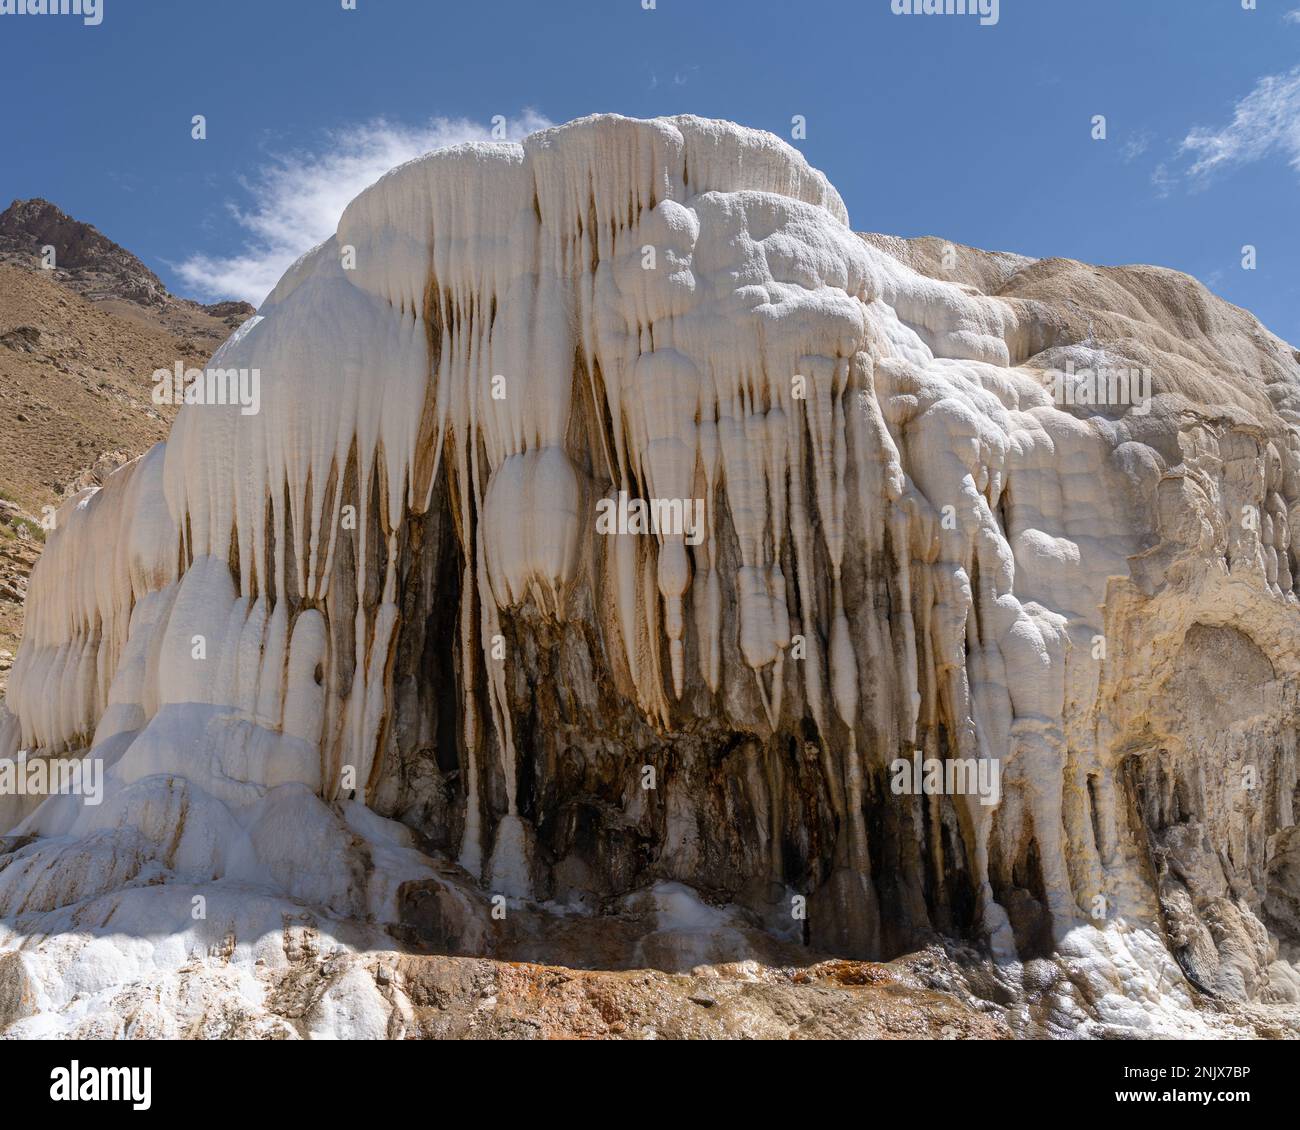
xmin=0 ymin=198 xmax=173 ymax=309
xmin=0 ymin=197 xmax=256 ymax=321
xmin=1 ymin=115 xmax=1299 ymax=1038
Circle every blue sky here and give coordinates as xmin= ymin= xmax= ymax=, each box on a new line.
xmin=1 ymin=0 xmax=1298 ymax=343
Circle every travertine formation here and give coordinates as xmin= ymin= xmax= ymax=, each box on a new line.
xmin=1 ymin=115 xmax=1298 ymax=1038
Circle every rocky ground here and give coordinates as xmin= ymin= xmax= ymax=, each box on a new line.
xmin=2 ymin=864 xmax=1294 ymax=1038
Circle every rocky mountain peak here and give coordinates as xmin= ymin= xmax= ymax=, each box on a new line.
xmin=0 ymin=197 xmax=170 ymax=308
xmin=0 ymin=198 xmax=255 ymax=323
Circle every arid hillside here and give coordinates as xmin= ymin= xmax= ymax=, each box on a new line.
xmin=0 ymin=199 xmax=252 ymax=683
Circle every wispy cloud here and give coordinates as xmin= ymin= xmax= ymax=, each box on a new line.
xmin=1122 ymin=130 xmax=1152 ymax=163
xmin=1178 ymin=66 xmax=1300 ymax=183
xmin=1285 ymin=8 xmax=1300 ymax=24
xmin=175 ymin=111 xmax=552 ymax=305
xmin=1150 ymin=162 xmax=1175 ymax=199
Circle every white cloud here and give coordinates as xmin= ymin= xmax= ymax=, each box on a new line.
xmin=1285 ymin=8 xmax=1300 ymax=23
xmin=1150 ymin=162 xmax=1175 ymax=199
xmin=1122 ymin=130 xmax=1152 ymax=163
xmin=175 ymin=111 xmax=552 ymax=305
xmin=1178 ymin=66 xmax=1300 ymax=182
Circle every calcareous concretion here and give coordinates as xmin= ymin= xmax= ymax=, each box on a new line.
xmin=2 ymin=115 xmax=1299 ymax=1037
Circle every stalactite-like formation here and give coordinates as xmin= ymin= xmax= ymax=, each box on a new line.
xmin=2 ymin=115 xmax=1300 ymax=1036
